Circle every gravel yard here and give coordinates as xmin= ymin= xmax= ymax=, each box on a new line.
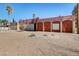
xmin=0 ymin=30 xmax=79 ymax=56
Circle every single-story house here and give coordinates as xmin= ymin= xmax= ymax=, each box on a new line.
xmin=19 ymin=15 xmax=73 ymax=33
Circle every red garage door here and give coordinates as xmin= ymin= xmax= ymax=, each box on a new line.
xmin=44 ymin=22 xmax=51 ymax=32
xmin=37 ymin=22 xmax=43 ymax=31
xmin=62 ymin=20 xmax=72 ymax=33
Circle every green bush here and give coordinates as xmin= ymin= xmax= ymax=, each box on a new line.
xmin=0 ymin=19 xmax=8 ymax=23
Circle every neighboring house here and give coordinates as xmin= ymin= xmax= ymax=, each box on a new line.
xmin=19 ymin=15 xmax=73 ymax=33
xmin=0 ymin=22 xmax=8 ymax=27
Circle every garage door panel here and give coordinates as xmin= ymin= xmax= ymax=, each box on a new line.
xmin=37 ymin=22 xmax=43 ymax=31
xmin=44 ymin=22 xmax=51 ymax=32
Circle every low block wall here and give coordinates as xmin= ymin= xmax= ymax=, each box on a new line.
xmin=0 ymin=27 xmax=9 ymax=32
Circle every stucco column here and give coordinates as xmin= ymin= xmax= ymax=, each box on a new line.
xmin=17 ymin=22 xmax=20 ymax=31
xmin=51 ymin=21 xmax=52 ymax=32
xmin=43 ymin=21 xmax=44 ymax=31
xmin=36 ymin=22 xmax=37 ymax=31
xmin=73 ymin=15 xmax=77 ymax=33
xmin=73 ymin=21 xmax=77 ymax=33
xmin=60 ymin=21 xmax=62 ymax=32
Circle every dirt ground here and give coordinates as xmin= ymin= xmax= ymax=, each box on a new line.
xmin=0 ymin=30 xmax=79 ymax=56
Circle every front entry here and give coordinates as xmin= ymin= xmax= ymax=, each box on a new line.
xmin=34 ymin=23 xmax=36 ymax=31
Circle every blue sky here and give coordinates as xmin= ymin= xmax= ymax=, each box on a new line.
xmin=0 ymin=3 xmax=76 ymax=22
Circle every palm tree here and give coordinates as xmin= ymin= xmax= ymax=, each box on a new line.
xmin=33 ymin=13 xmax=35 ymax=19
xmin=6 ymin=6 xmax=13 ymax=29
xmin=6 ymin=6 xmax=13 ymax=16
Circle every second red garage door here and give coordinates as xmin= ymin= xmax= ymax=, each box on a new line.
xmin=44 ymin=21 xmax=51 ymax=32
